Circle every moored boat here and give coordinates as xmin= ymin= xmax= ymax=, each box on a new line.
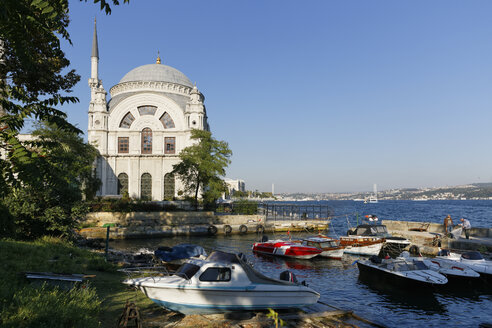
xmin=300 ymin=236 xmax=345 ymax=260
xmin=356 ymin=255 xmax=448 ymax=288
xmin=347 ymin=218 xmax=411 ymax=253
xmin=339 ymin=236 xmax=384 ymax=256
xmin=252 ymin=239 xmax=322 ymax=259
xmin=423 ymin=258 xmax=480 ymax=281
xmin=398 ymin=251 xmax=480 ymax=281
xmin=122 ymin=250 xmax=320 ymax=314
xmin=436 ymin=249 xmax=492 ymax=282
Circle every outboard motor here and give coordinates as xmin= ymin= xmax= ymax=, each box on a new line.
xmin=279 ymin=270 xmax=298 ymax=283
xmin=261 ymin=235 xmax=269 ymax=242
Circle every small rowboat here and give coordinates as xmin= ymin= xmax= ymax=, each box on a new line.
xmin=252 ymin=239 xmax=322 ymax=259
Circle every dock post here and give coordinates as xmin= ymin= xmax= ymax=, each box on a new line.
xmin=102 ymin=223 xmax=116 ymax=261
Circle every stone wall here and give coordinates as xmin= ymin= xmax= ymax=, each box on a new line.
xmin=84 ymin=211 xmax=264 ymax=227
xmin=79 ymin=211 xmax=266 ymax=239
xmin=382 ymin=220 xmax=492 ymax=237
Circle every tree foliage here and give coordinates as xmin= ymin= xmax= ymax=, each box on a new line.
xmin=172 ymin=129 xmax=232 ymax=208
xmin=0 ymin=0 xmax=128 ymax=238
xmin=0 ymin=0 xmax=128 ymax=196
xmin=1 ymin=122 xmax=99 ymax=239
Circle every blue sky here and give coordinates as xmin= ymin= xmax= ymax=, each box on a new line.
xmin=59 ymin=0 xmax=492 ymax=193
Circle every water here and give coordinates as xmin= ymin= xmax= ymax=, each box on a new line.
xmin=110 ymin=200 xmax=492 ymax=328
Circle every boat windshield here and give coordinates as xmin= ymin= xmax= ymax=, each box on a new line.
xmin=206 ymin=251 xmax=242 ymax=264
xmin=174 ymin=263 xmax=200 ymax=280
xmin=321 ymin=241 xmax=339 ymax=247
xmin=393 ymin=261 xmax=427 ymax=271
xmin=462 ymin=252 xmax=484 ymax=260
xmin=355 ymin=225 xmax=389 ymax=236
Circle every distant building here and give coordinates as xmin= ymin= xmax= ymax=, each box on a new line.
xmin=87 ymin=20 xmax=209 ymax=200
xmin=224 ymin=178 xmax=245 ymax=194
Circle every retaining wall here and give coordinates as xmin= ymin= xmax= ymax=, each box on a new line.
xmin=79 ymin=212 xmax=265 ymax=239
xmin=382 ymin=220 xmax=492 ymax=238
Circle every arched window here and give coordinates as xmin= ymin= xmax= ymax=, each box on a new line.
xmin=120 ymin=112 xmax=135 ymax=128
xmin=141 ymin=128 xmax=152 ymax=154
xmin=141 ymin=173 xmax=152 ymax=200
xmin=163 ymin=173 xmax=175 ymax=200
xmin=160 ymin=112 xmax=175 ymax=129
xmin=117 ymin=173 xmax=128 ymax=195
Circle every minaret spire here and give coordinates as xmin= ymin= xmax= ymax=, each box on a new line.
xmin=90 ymin=17 xmax=99 ymax=81
xmin=91 ymin=18 xmax=99 ymax=58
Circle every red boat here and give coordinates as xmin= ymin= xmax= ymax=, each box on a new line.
xmin=252 ymin=240 xmax=322 ymax=259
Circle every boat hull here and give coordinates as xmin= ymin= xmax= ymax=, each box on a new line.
xmin=133 ymin=283 xmax=320 ymax=314
xmin=319 ymin=248 xmax=344 ymax=260
xmin=252 ymin=241 xmax=322 ymax=259
xmin=357 ymin=261 xmax=447 ymax=288
xmin=340 ymin=237 xmax=383 ymax=256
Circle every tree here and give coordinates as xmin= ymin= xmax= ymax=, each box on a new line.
xmin=0 ymin=0 xmax=127 ymax=237
xmin=0 ymin=0 xmax=128 ymax=197
xmin=1 ymin=122 xmax=100 ymax=239
xmin=4 ymin=125 xmax=98 ymax=239
xmin=172 ymin=129 xmax=232 ymax=209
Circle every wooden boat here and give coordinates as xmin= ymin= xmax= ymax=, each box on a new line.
xmin=252 ymin=239 xmax=322 ymax=259
xmin=122 ymin=251 xmax=320 ymax=314
xmin=300 ymin=236 xmax=345 ymax=260
xmin=347 ymin=222 xmax=411 ymax=252
xmin=356 ymin=256 xmax=448 ymax=288
xmin=339 ymin=236 xmax=384 ymax=256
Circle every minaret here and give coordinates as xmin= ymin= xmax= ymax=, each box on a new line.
xmin=87 ymin=18 xmax=108 ymax=155
xmin=185 ymin=84 xmax=207 ymax=130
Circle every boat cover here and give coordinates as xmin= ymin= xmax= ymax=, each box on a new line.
xmin=155 ymin=244 xmax=207 ymax=262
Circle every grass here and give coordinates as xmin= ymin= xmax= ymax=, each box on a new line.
xmin=0 ymin=237 xmax=157 ymax=327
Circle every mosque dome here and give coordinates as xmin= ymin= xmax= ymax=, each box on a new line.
xmin=119 ymin=63 xmax=193 ymax=87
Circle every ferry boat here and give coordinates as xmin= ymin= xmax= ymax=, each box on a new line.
xmin=122 ymin=251 xmax=320 ymax=314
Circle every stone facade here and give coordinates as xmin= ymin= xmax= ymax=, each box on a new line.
xmin=87 ymin=21 xmax=208 ymax=200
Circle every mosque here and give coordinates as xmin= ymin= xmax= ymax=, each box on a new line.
xmin=88 ymin=21 xmax=208 ymax=200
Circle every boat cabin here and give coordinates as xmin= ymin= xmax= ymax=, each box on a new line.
xmin=173 ymin=251 xmax=301 ymax=285
xmin=302 ymin=237 xmax=340 ymax=249
xmin=351 ymin=224 xmax=391 ymax=237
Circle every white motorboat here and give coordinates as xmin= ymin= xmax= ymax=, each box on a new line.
xmin=436 ymin=249 xmax=492 ymax=282
xmin=122 ymin=251 xmax=320 ymax=314
xmin=423 ymin=258 xmax=480 ymax=280
xmin=356 ymin=255 xmax=448 ymax=287
xmin=398 ymin=251 xmax=480 ymax=281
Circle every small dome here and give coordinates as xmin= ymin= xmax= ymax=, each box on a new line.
xmin=119 ymin=64 xmax=193 ymax=87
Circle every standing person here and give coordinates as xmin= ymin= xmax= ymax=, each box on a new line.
xmin=443 ymin=215 xmax=453 ymax=234
xmin=460 ymin=218 xmax=471 ymax=239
